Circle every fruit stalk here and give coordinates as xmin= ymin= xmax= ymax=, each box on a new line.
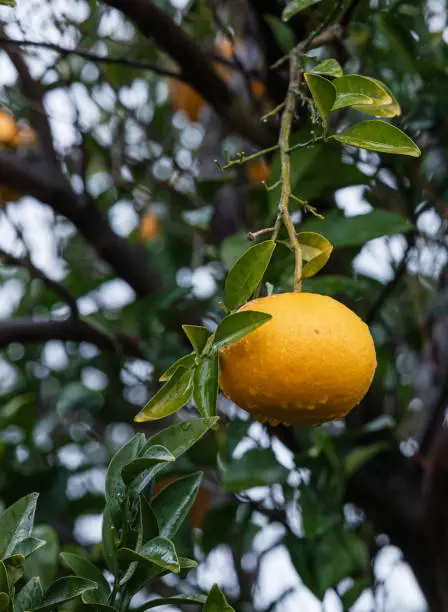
xmin=277 ymin=48 xmax=303 ymax=292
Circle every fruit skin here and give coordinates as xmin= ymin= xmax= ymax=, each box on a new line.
xmin=246 ymin=159 xmax=271 ymax=184
xmin=167 ymin=79 xmax=206 ymax=123
xmin=219 ymin=292 xmax=377 ymax=425
xmin=11 ymin=124 xmax=37 ymax=150
xmin=0 ymin=111 xmax=17 ymax=144
xmin=139 ymin=212 xmax=160 ymax=242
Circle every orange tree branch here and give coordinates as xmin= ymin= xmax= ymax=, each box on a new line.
xmin=0 ymin=150 xmax=161 ymax=298
xmin=0 ymin=317 xmax=146 ymax=358
xmin=102 ymin=0 xmax=275 ymax=149
xmin=0 ymin=26 xmax=57 ymax=162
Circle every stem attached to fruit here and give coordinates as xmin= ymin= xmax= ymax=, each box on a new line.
xmin=276 ymin=49 xmax=303 ymax=292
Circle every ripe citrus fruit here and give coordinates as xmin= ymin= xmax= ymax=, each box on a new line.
xmin=11 ymin=124 xmax=37 ymax=150
xmin=0 ymin=111 xmax=17 ymax=144
xmin=246 ymin=158 xmax=271 ymax=184
xmin=219 ymin=292 xmax=377 ymax=425
xmin=139 ymin=211 xmax=160 ymax=242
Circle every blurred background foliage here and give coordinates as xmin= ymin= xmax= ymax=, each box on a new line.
xmin=0 ymin=0 xmax=446 ymax=610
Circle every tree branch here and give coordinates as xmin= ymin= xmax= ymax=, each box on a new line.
xmin=102 ymin=0 xmax=275 ymax=148
xmin=0 ymin=37 xmax=179 ymax=78
xmin=0 ymin=150 xmax=161 ymax=298
xmin=0 ymin=26 xmax=57 ymax=162
xmin=0 ymin=317 xmax=146 ymax=358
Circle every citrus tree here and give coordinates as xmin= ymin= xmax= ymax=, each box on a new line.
xmin=0 ymin=0 xmax=446 ymax=610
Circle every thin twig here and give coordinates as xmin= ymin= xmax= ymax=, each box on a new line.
xmin=0 ymin=247 xmax=79 ymax=318
xmin=0 ymin=37 xmax=180 ymax=79
xmin=248 ymin=227 xmax=275 ymax=241
xmin=277 ymin=49 xmax=303 ymax=291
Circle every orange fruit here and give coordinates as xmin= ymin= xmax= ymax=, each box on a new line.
xmin=219 ymin=292 xmax=377 ymax=425
xmin=167 ymin=79 xmax=206 ymax=123
xmin=11 ymin=124 xmax=37 ymax=150
xmin=0 ymin=186 xmax=20 ymax=203
xmin=139 ymin=212 xmax=160 ymax=242
xmin=0 ymin=111 xmax=17 ymax=145
xmin=246 ymin=159 xmax=271 ymax=184
xmin=250 ymin=79 xmax=267 ymax=100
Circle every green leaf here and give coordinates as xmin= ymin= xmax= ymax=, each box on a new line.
xmin=13 ymin=537 xmax=45 ymax=558
xmin=139 ymin=594 xmax=207 ymax=609
xmin=182 ymin=326 xmax=210 ymax=355
xmin=102 ymin=505 xmax=118 ymax=574
xmin=15 ymin=578 xmax=44 ymax=612
xmin=4 ymin=554 xmax=25 ymax=585
xmin=352 ymin=78 xmax=400 ymax=118
xmin=332 ymin=75 xmax=392 ymax=111
xmin=332 ymin=120 xmax=421 ymax=157
xmin=159 ymin=353 xmax=195 ymax=382
xmin=219 ymin=449 xmax=288 ymax=492
xmin=282 ymin=0 xmax=320 ymax=21
xmin=311 ymin=59 xmax=343 ymax=78
xmin=193 ymin=353 xmax=219 ymax=420
xmin=33 ymin=577 xmax=97 ymax=611
xmin=304 ymin=73 xmax=336 ymax=124
xmin=344 ymin=443 xmax=387 ymax=476
xmin=296 ymin=232 xmax=333 ymax=279
xmin=220 ymin=233 xmax=248 ymax=272
xmin=134 ymin=367 xmax=194 ymax=423
xmin=0 ymin=594 xmax=8 ymax=612
xmin=214 ymin=311 xmax=272 ymax=350
xmin=0 ymin=563 xmax=8 ymax=595
xmin=341 ymin=578 xmax=371 ymax=609
xmin=24 ymin=525 xmax=59 ymax=589
xmin=133 ymin=418 xmax=217 ymax=493
xmin=225 ymin=240 xmax=276 ymax=311
xmin=152 ymin=472 xmax=203 ymax=538
xmin=203 ymin=584 xmax=235 ymax=611
xmin=105 ymin=434 xmax=144 ymax=529
xmin=140 ymin=495 xmax=159 ymax=544
xmin=0 ymin=493 xmax=39 ymax=559
xmin=300 ymin=210 xmax=414 ymax=247
xmin=121 ymin=445 xmax=175 ymax=485
xmin=118 ymin=536 xmax=180 ymax=573
xmin=60 ymin=553 xmax=110 ymax=603
xmin=264 ymin=15 xmax=295 ymax=53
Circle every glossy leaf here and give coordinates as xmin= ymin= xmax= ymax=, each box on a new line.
xmin=214 ymin=311 xmax=272 ymax=350
xmin=121 ymin=445 xmax=175 ymax=486
xmin=102 ymin=505 xmax=118 ymax=574
xmin=141 ymin=594 xmax=207 ymax=609
xmin=60 ymin=553 xmax=110 ymax=603
xmin=33 ymin=577 xmax=97 ymax=611
xmin=282 ymin=0 xmax=320 ymax=21
xmin=159 ymin=353 xmax=195 ymax=382
xmin=105 ymin=434 xmax=144 ymax=529
xmin=193 ymin=353 xmax=219 ymax=420
xmin=13 ymin=537 xmax=45 ymax=558
xmin=300 ymin=210 xmax=413 ymax=247
xmin=4 ymin=554 xmax=25 ymax=585
xmin=134 ymin=367 xmax=194 ymax=423
xmin=332 ymin=120 xmax=421 ymax=157
xmin=0 ymin=493 xmax=38 ymax=559
xmin=297 ymin=232 xmax=333 ymax=279
xmin=332 ymin=75 xmax=392 ymax=111
xmin=118 ymin=536 xmax=180 ymax=573
xmin=203 ymin=584 xmax=235 ymax=611
xmin=311 ymin=58 xmax=343 ymax=78
xmin=182 ymin=325 xmax=210 ymax=355
xmin=134 ymin=418 xmax=218 ymax=493
xmin=304 ymin=73 xmax=335 ymax=124
xmin=219 ymin=449 xmax=288 ymax=492
xmin=152 ymin=472 xmax=203 ymax=538
xmin=140 ymin=495 xmax=159 ymax=544
xmin=224 ymin=240 xmax=276 ymax=311
xmin=352 ymin=78 xmax=400 ymax=117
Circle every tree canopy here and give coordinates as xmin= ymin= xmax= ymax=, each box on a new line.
xmin=0 ymin=1 xmax=446 ymax=611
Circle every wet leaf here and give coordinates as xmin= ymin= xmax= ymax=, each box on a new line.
xmin=193 ymin=353 xmax=219 ymax=420
xmin=134 ymin=368 xmax=194 ymax=423
xmin=304 ymin=73 xmax=336 ymax=124
xmin=159 ymin=353 xmax=195 ymax=382
xmin=333 ymin=120 xmax=421 ymax=157
xmin=182 ymin=325 xmax=210 ymax=355
xmin=214 ymin=311 xmax=272 ymax=350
